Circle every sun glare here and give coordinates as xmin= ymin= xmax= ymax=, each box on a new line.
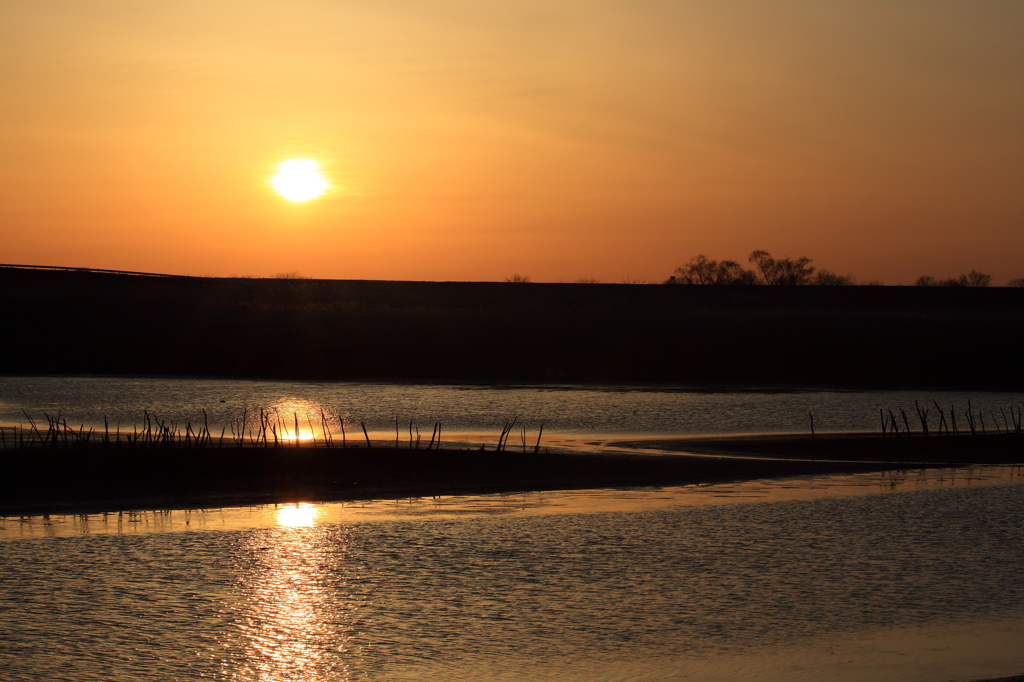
xmin=276 ymin=503 xmax=318 ymax=527
xmin=270 ymin=159 xmax=330 ymax=202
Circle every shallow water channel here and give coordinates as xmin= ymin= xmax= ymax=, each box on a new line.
xmin=2 ymin=378 xmax=1023 ymax=680
xmin=1 ymin=377 xmax=1022 ymax=446
xmin=2 ymin=467 xmax=1024 ymax=682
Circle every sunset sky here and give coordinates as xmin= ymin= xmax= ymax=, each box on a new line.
xmin=2 ymin=0 xmax=1021 ymax=284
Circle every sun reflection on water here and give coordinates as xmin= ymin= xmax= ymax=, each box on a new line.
xmin=229 ymin=505 xmax=365 ymax=681
xmin=250 ymin=397 xmax=347 ymax=446
xmin=276 ymin=503 xmax=318 ymax=527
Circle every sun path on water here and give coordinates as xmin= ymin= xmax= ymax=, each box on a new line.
xmin=270 ymin=158 xmax=330 ymax=202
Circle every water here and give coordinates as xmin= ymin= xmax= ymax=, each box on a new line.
xmin=1 ymin=376 xmax=1022 ymax=443
xmin=3 ymin=376 xmax=1023 ymax=680
xmin=2 ymin=472 xmax=1023 ymax=681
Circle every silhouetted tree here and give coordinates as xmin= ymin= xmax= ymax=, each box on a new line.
xmin=811 ymin=269 xmax=855 ymax=286
xmin=958 ymin=270 xmax=992 ymax=287
xmin=748 ymin=250 xmax=816 ymax=285
xmin=672 ymin=255 xmax=756 ymax=285
xmin=915 ymin=270 xmax=992 ymax=287
xmin=1007 ymin=278 xmax=1024 ymax=288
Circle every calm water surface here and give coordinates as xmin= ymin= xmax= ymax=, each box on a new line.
xmin=2 ymin=470 xmax=1023 ymax=681
xmin=3 ymin=377 xmax=1023 ymax=680
xmin=1 ymin=377 xmax=1022 ymax=444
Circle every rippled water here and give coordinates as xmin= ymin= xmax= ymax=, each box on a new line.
xmin=1 ymin=376 xmax=1022 ymax=441
xmin=2 ymin=473 xmax=1023 ymax=681
xmin=3 ymin=377 xmax=1023 ymax=680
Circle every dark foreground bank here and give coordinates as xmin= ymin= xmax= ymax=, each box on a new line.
xmin=3 ymin=433 xmax=1020 ymax=516
xmin=3 ymin=266 xmax=1023 ymax=387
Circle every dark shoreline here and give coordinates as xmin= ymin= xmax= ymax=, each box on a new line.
xmin=3 ymin=433 xmax=1020 ymax=517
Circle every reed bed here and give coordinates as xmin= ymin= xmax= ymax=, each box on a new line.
xmin=0 ymin=409 xmax=548 ymax=455
xmin=3 ymin=398 xmax=1022 ymax=455
xmin=878 ymin=400 xmax=1024 ymax=438
xmin=2 ymin=401 xmax=1020 ymax=517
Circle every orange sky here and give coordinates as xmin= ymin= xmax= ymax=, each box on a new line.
xmin=2 ymin=0 xmax=1021 ymax=284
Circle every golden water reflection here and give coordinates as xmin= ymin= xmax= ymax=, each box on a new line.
xmin=233 ymin=504 xmax=362 ymax=682
xmin=252 ymin=398 xmax=343 ymax=447
xmin=276 ymin=503 xmax=318 ymax=527
xmin=4 ymin=465 xmax=1022 ymax=539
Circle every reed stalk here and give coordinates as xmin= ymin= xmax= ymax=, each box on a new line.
xmin=899 ymin=407 xmax=911 ymax=435
xmin=932 ymin=400 xmax=948 ymax=435
xmin=306 ymin=413 xmax=317 ymax=448
xmin=914 ymin=401 xmax=929 ymax=436
xmin=21 ymin=409 xmax=43 ymax=445
xmin=497 ymin=416 xmax=518 ymax=452
xmin=320 ymin=409 xmax=332 ymax=449
xmin=889 ymin=410 xmax=900 ymax=436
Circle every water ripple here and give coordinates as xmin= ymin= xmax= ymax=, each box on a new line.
xmin=1 ymin=482 xmax=1023 ymax=680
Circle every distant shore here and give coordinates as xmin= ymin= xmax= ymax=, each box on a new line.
xmin=2 ymin=433 xmax=1019 ymax=517
xmin=2 ymin=266 xmax=1022 ymax=388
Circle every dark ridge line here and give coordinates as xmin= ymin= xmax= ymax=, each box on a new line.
xmin=0 ymin=263 xmax=192 ymax=278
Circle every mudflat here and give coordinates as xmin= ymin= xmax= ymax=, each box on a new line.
xmin=2 ymin=433 xmax=1019 ymax=516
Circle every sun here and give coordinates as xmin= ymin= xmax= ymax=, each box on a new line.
xmin=270 ymin=159 xmax=330 ymax=202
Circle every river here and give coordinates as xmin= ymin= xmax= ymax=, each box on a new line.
xmin=1 ymin=377 xmax=1023 ymax=681
xmin=1 ymin=377 xmax=1022 ymax=447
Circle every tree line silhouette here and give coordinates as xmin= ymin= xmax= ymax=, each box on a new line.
xmin=668 ymin=251 xmax=1022 ymax=287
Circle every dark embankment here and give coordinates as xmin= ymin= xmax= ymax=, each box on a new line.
xmin=2 ymin=266 xmax=1022 ymax=387
xmin=2 ymin=434 xmax=1019 ymax=516
xmin=0 ymin=447 xmax=888 ymax=516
